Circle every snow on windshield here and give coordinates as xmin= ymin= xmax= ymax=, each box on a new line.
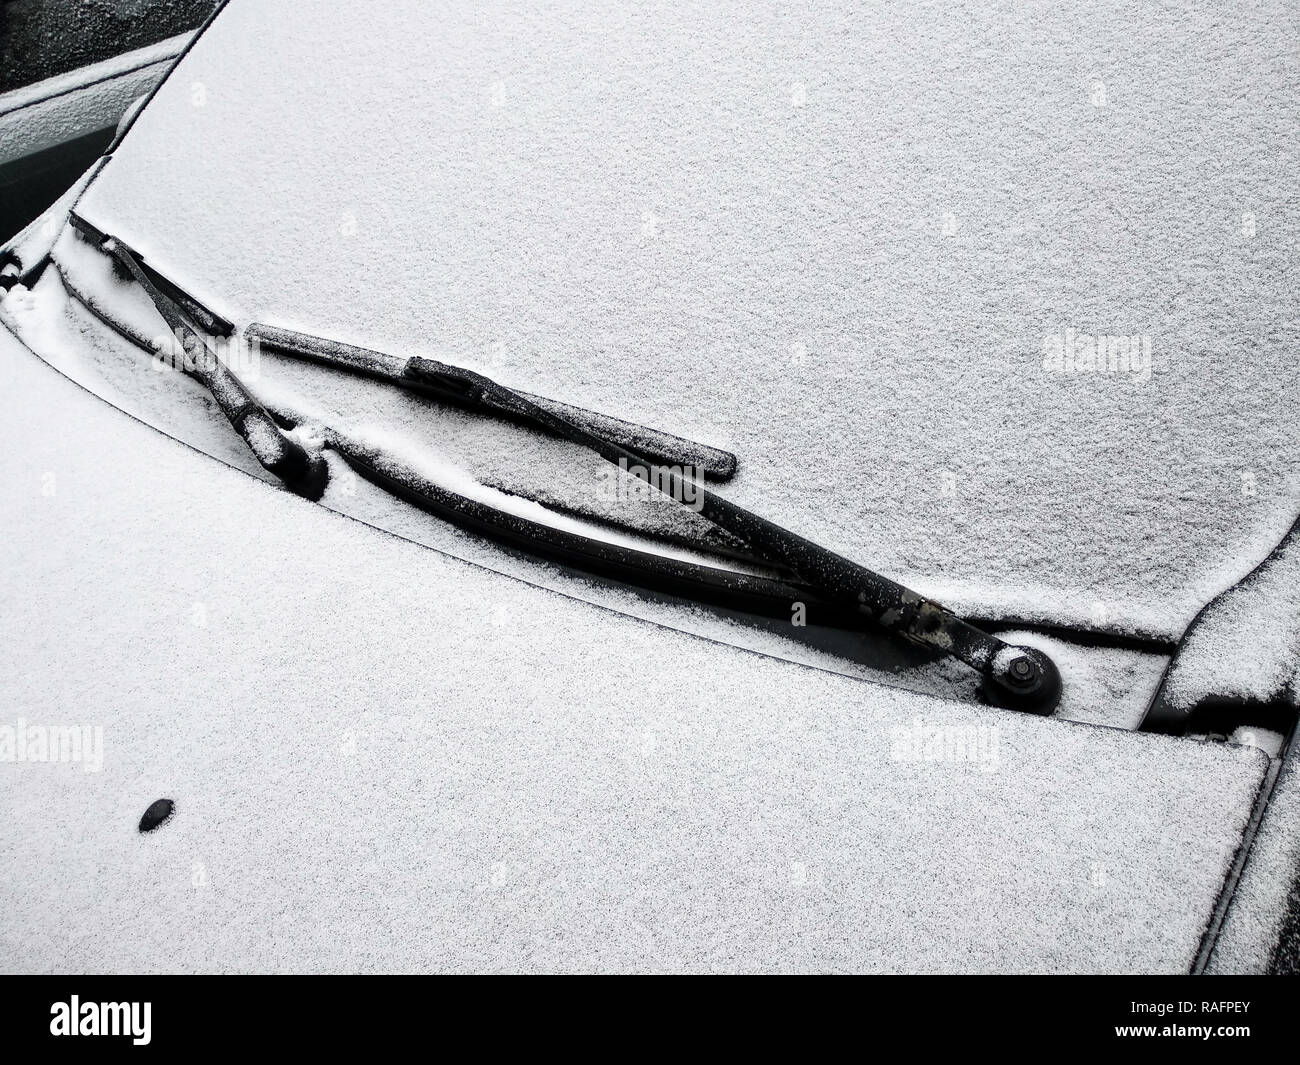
xmin=72 ymin=0 xmax=1300 ymax=639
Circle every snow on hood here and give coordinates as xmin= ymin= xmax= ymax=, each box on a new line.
xmin=72 ymin=0 xmax=1300 ymax=638
xmin=0 ymin=324 xmax=1269 ymax=972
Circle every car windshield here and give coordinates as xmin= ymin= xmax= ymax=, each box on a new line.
xmin=59 ymin=217 xmax=1065 ymax=712
xmin=5 ymin=0 xmax=1300 ymax=735
xmin=60 ymin=0 xmax=1300 ymax=652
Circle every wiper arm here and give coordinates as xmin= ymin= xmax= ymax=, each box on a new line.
xmin=67 ymin=215 xmax=233 ymax=336
xmin=253 ymin=325 xmax=1063 ymax=715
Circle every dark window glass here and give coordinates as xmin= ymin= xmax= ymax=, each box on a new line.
xmin=0 ymin=0 xmax=217 ymax=96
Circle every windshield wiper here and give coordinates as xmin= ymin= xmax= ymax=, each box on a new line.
xmin=69 ymin=216 xmax=1062 ymax=715
xmin=68 ymin=217 xmax=327 ymax=499
xmin=248 ymin=323 xmax=1063 ymax=715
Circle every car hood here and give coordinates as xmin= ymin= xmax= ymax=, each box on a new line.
xmin=0 ymin=325 xmax=1269 ymax=972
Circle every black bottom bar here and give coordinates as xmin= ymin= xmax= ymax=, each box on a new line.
xmin=0 ymin=974 xmax=1293 ymax=1052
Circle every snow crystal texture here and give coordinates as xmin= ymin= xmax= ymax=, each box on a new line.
xmin=72 ymin=0 xmax=1300 ymax=639
xmin=0 ymin=330 xmax=1266 ymax=972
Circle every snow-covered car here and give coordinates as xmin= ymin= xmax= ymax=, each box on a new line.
xmin=2 ymin=0 xmax=1298 ymax=974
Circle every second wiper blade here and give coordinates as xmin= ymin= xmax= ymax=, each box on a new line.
xmin=69 ymin=219 xmax=327 ymax=500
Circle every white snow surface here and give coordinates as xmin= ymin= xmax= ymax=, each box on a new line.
xmin=71 ymin=0 xmax=1300 ymax=639
xmin=0 ymin=328 xmax=1268 ymax=972
xmin=1164 ymin=529 xmax=1300 ymax=711
xmin=1208 ymin=748 xmax=1300 ymax=973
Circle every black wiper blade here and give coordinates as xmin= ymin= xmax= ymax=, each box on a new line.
xmin=250 ymin=325 xmax=1062 ymax=714
xmin=244 ymin=324 xmax=738 ymax=482
xmin=67 ymin=214 xmax=234 ymax=337
xmin=70 ymin=219 xmax=326 ymax=500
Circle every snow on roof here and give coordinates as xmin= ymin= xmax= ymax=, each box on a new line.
xmin=71 ymin=0 xmax=1300 ymax=641
xmin=0 ymin=326 xmax=1268 ymax=971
